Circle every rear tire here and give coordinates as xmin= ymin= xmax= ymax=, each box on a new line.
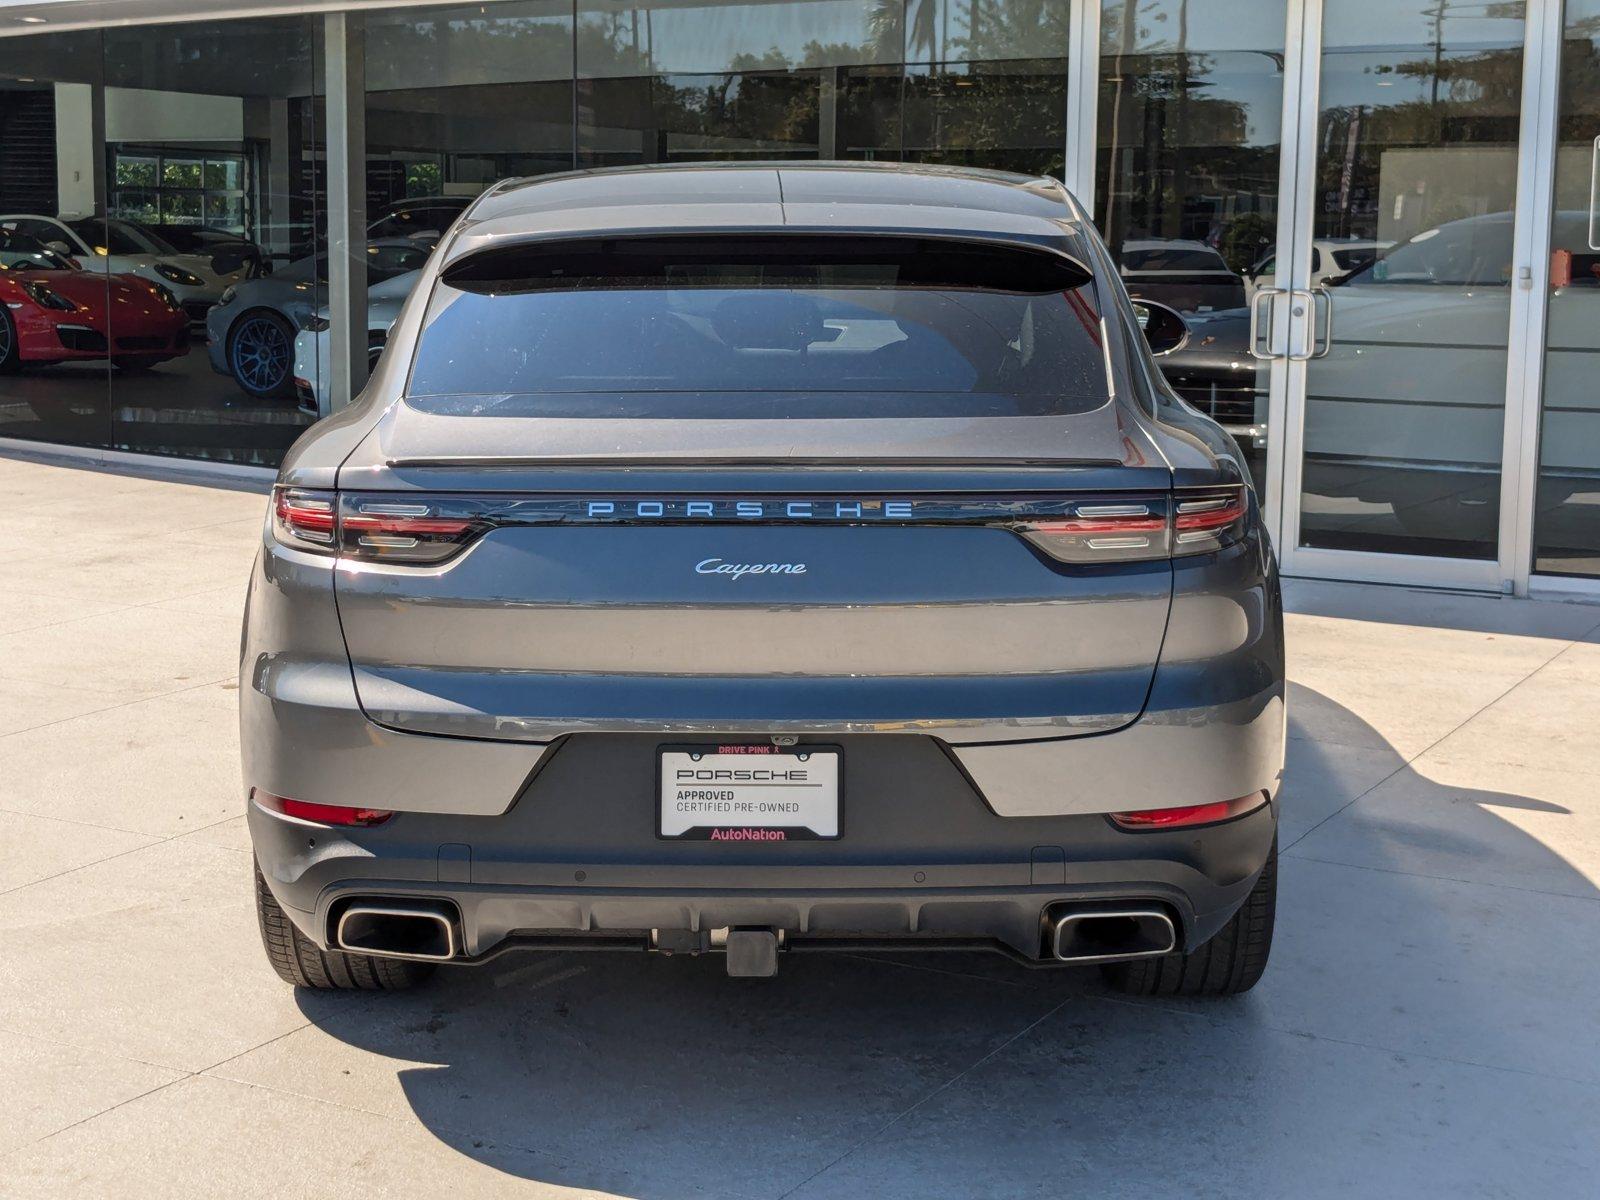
xmin=1101 ymin=838 xmax=1276 ymax=997
xmin=254 ymin=863 xmax=434 ymax=990
xmin=0 ymin=308 xmax=19 ymax=373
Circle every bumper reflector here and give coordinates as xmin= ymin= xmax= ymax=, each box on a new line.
xmin=252 ymin=788 xmax=393 ymax=827
xmin=1109 ymin=793 xmax=1267 ymax=831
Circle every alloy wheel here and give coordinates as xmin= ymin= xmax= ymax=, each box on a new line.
xmin=231 ymin=314 xmax=291 ymax=395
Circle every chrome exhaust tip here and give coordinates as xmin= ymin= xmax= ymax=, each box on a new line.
xmin=1050 ymin=908 xmax=1176 ymax=964
xmin=335 ymin=903 xmax=458 ymax=962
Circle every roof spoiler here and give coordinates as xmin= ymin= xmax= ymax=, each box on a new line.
xmin=440 ymin=231 xmax=1095 ymax=297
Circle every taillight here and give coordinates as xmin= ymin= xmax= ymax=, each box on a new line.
xmin=268 ymin=486 xmax=487 ymax=564
xmin=1017 ymin=486 xmax=1248 ymax=563
xmin=338 ymin=498 xmax=482 ymax=564
xmin=1173 ymin=491 xmax=1249 ymax=555
xmin=251 ymin=788 xmax=393 ymax=826
xmin=272 ymin=487 xmax=336 ymax=551
xmin=1110 ymin=793 xmax=1268 ymax=831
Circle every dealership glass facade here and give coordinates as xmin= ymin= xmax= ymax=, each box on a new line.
xmin=0 ymin=18 xmax=323 ymax=463
xmin=0 ymin=0 xmax=1595 ymax=594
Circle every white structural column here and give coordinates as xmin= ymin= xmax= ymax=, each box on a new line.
xmin=325 ymin=11 xmax=368 ymax=413
xmin=1502 ymin=0 xmax=1564 ymax=596
xmin=1062 ymin=0 xmax=1101 ymax=210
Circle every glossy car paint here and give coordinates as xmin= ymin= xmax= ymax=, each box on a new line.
xmin=206 ymin=241 xmax=432 ymax=397
xmin=243 ymin=163 xmax=1285 ymax=963
xmin=0 ymin=262 xmax=188 ymax=366
xmin=291 ymin=269 xmax=420 ymax=415
xmin=0 ymin=214 xmax=247 ymax=324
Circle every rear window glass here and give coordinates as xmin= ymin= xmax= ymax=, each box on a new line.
xmin=405 ymin=235 xmax=1110 ymax=419
xmin=1118 ymin=247 xmax=1228 ymax=273
xmin=1360 ymin=220 xmax=1512 ymax=287
xmin=1329 ymin=247 xmax=1378 ymax=272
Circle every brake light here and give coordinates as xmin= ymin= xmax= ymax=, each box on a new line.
xmin=1018 ymin=486 xmax=1248 ymax=563
xmin=340 ymin=501 xmax=479 ymax=563
xmin=251 ymin=788 xmax=393 ymax=826
xmin=272 ymin=487 xmax=336 ymax=550
xmin=269 ymin=486 xmax=488 ymax=563
xmin=1110 ymin=793 xmax=1267 ymax=830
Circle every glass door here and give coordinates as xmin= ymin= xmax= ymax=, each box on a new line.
xmin=1267 ymin=0 xmax=1530 ymax=588
xmin=1096 ymin=0 xmax=1292 ymax=499
xmin=1531 ymin=0 xmax=1600 ymax=583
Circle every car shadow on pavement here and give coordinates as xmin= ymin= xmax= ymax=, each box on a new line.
xmin=291 ymin=688 xmax=1600 ymax=1199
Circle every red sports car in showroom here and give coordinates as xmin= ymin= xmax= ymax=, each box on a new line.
xmin=0 ymin=229 xmax=189 ymax=371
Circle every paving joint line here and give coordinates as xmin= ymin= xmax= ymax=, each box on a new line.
xmin=0 ymin=807 xmax=249 ymax=897
xmin=0 ymin=674 xmax=237 ymax=743
xmin=191 ymin=1067 xmax=736 ymax=1199
xmin=0 ymin=1022 xmax=193 ymax=1076
xmin=1083 ymin=990 xmax=1600 ymax=1089
xmin=775 ymin=995 xmax=1078 ymax=1199
xmin=1281 ymin=628 xmax=1591 ymax=854
xmin=1281 ymin=849 xmax=1600 ymax=904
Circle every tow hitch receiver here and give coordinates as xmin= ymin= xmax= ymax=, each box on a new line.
xmin=725 ymin=930 xmax=780 ymax=978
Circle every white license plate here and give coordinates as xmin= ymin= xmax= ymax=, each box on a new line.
xmin=658 ymin=746 xmax=841 ymax=841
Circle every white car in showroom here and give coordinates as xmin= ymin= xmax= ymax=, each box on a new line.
xmin=1244 ymin=238 xmax=1392 ymax=300
xmin=291 ymin=269 xmax=419 ymax=415
xmin=0 ymin=213 xmax=247 ymax=327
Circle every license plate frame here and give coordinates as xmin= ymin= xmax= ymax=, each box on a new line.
xmin=657 ymin=744 xmax=843 ymax=841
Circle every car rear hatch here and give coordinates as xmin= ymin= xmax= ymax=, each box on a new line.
xmin=314 ymin=231 xmax=1188 ymax=745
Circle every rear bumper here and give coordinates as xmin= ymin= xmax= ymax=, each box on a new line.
xmin=251 ymin=790 xmax=1277 ymax=962
xmin=241 ymin=531 xmax=1285 ymax=821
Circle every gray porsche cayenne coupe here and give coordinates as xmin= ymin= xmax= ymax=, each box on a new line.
xmin=244 ymin=162 xmax=1285 ymax=995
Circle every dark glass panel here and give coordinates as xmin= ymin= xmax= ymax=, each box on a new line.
xmin=0 ymin=29 xmax=112 ymax=450
xmin=1533 ymin=0 xmax=1600 ymax=577
xmin=1097 ymin=0 xmax=1286 ymax=493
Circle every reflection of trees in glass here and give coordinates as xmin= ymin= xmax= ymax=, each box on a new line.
xmin=1317 ymin=45 xmax=1525 ymax=240
xmin=902 ymin=0 xmax=1069 ymax=177
xmin=407 ymin=162 xmax=443 ymax=197
xmin=112 ymin=194 xmax=160 ymax=223
xmin=669 ymin=57 xmax=821 ymax=153
xmin=374 ymin=12 xmax=579 ymax=81
xmin=162 ymin=160 xmax=203 ymax=189
xmin=1099 ymin=57 xmax=1270 ymax=269
xmin=1097 ymin=0 xmax=1280 ymax=272
xmin=116 ymin=159 xmax=158 ymax=189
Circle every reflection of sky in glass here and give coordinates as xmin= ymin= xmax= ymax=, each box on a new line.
xmin=1100 ymin=0 xmax=1286 ymax=54
xmin=579 ymin=0 xmax=903 ymax=75
xmin=1323 ymin=0 xmax=1525 ymax=51
xmin=1102 ymin=52 xmax=1283 ymax=148
xmin=1101 ymin=0 xmax=1524 ymax=55
xmin=1319 ymin=47 xmax=1520 ymax=110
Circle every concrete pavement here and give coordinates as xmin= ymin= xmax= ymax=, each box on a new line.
xmin=2 ymin=450 xmax=1598 ymax=1198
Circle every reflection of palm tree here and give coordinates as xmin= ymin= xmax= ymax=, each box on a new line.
xmin=900 ymin=0 xmax=938 ymax=60
xmin=867 ymin=0 xmax=911 ymax=63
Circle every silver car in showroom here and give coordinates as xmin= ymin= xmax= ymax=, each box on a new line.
xmin=206 ymin=240 xmax=432 ymax=399
xmin=290 ymin=268 xmax=420 ymax=415
xmin=244 ymin=163 xmax=1285 ymax=994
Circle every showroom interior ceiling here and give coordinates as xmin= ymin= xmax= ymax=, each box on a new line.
xmin=0 ymin=0 xmax=480 ymax=37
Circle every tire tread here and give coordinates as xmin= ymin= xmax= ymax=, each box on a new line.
xmin=254 ymin=864 xmax=432 ymax=991
xmin=1102 ymin=839 xmax=1276 ymax=998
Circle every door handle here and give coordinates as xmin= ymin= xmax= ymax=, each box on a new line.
xmin=1248 ymin=287 xmax=1285 ymax=360
xmin=1286 ymin=289 xmax=1314 ymax=361
xmin=1309 ymin=285 xmax=1334 ymax=358
xmin=1589 ymin=134 xmax=1600 ymax=251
